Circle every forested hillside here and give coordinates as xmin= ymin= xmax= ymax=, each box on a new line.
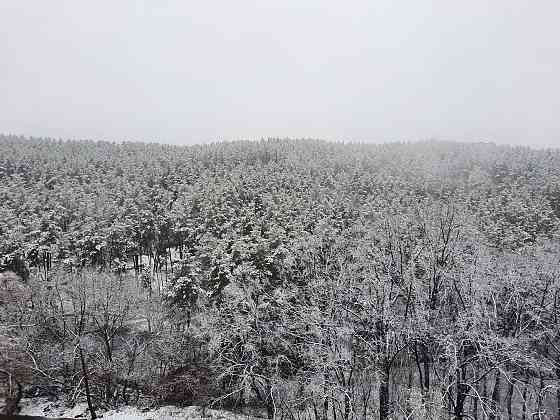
xmin=1 ymin=135 xmax=560 ymax=419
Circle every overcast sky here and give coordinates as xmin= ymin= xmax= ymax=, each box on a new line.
xmin=1 ymin=1 xmax=559 ymax=148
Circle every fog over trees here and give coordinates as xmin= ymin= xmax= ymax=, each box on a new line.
xmin=1 ymin=135 xmax=560 ymax=419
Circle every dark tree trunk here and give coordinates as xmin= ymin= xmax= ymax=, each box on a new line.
xmin=454 ymin=367 xmax=468 ymax=420
xmin=557 ymin=386 xmax=560 ymax=420
xmin=1 ymin=380 xmax=22 ymax=415
xmin=379 ymin=365 xmax=390 ymax=420
xmin=521 ymin=384 xmax=527 ymax=420
xmin=362 ymin=382 xmax=372 ymax=420
xmin=423 ymin=347 xmax=430 ymax=392
xmin=262 ymin=379 xmax=274 ymax=420
xmin=483 ymin=374 xmax=488 ymax=418
xmin=472 ymin=366 xmax=479 ymax=420
xmin=406 ymin=361 xmax=414 ymax=418
xmin=506 ymin=381 xmax=514 ymax=420
xmin=344 ymin=392 xmax=351 ymax=420
xmin=537 ymin=375 xmax=545 ymax=420
xmin=489 ymin=370 xmax=502 ymax=420
xmin=79 ymin=345 xmax=96 ymax=420
xmin=322 ymin=377 xmax=329 ymax=420
xmin=472 ymin=391 xmax=478 ymax=420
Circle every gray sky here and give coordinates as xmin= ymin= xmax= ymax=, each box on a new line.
xmin=1 ymin=1 xmax=559 ymax=148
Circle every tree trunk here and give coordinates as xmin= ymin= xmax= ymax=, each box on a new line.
xmin=362 ymin=383 xmax=372 ymax=420
xmin=489 ymin=370 xmax=501 ymax=420
xmin=521 ymin=384 xmax=527 ymax=420
xmin=454 ymin=367 xmax=468 ymax=420
xmin=379 ymin=365 xmax=390 ymax=420
xmin=344 ymin=392 xmax=351 ymax=420
xmin=79 ymin=345 xmax=97 ymax=420
xmin=423 ymin=347 xmax=430 ymax=391
xmin=0 ymin=380 xmax=22 ymax=415
xmin=322 ymin=379 xmax=329 ymax=420
xmin=506 ymin=381 xmax=514 ymax=420
xmin=473 ymin=391 xmax=478 ymax=420
xmin=406 ymin=361 xmax=414 ymax=418
xmin=472 ymin=366 xmax=479 ymax=420
xmin=482 ymin=373 xmax=488 ymax=406
xmin=557 ymin=386 xmax=560 ymax=420
xmin=537 ymin=375 xmax=544 ymax=420
xmin=265 ymin=379 xmax=274 ymax=420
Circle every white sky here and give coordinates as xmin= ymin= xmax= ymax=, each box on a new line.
xmin=1 ymin=1 xmax=559 ymax=148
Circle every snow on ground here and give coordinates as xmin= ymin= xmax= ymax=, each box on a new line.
xmin=17 ymin=398 xmax=261 ymax=420
xmin=17 ymin=398 xmax=89 ymax=418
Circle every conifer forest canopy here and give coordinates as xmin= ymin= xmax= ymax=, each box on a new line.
xmin=1 ymin=135 xmax=560 ymax=419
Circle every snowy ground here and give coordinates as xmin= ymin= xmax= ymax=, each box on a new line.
xmin=16 ymin=398 xmax=261 ymax=420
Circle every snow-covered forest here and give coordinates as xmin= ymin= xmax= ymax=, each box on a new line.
xmin=1 ymin=135 xmax=560 ymax=419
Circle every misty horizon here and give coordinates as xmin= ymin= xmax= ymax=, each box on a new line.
xmin=1 ymin=1 xmax=559 ymax=149
xmin=1 ymin=134 xmax=558 ymax=152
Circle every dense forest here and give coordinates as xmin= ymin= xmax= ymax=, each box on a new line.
xmin=1 ymin=135 xmax=560 ymax=420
